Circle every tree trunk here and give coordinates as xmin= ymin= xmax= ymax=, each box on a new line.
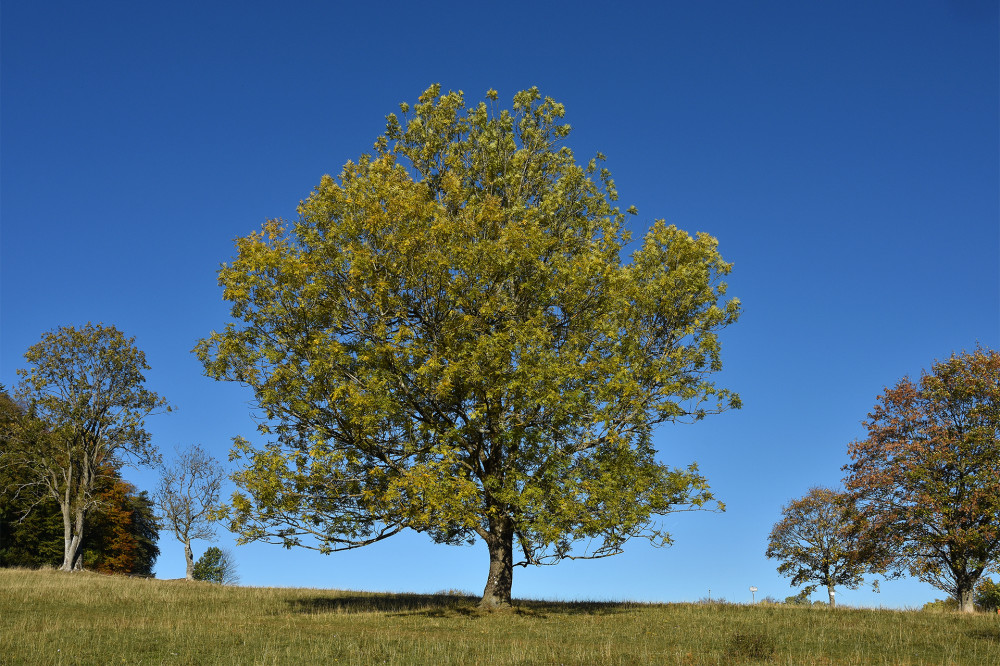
xmin=827 ymin=585 xmax=836 ymax=608
xmin=958 ymin=585 xmax=976 ymax=613
xmin=479 ymin=521 xmax=514 ymax=610
xmin=59 ymin=502 xmax=73 ymax=571
xmin=59 ymin=504 xmax=85 ymax=572
xmin=184 ymin=540 xmax=195 ymax=581
xmin=61 ymin=534 xmax=84 ymax=571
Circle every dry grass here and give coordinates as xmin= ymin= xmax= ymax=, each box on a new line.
xmin=2 ymin=567 xmax=999 ymax=664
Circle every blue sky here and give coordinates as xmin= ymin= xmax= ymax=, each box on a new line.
xmin=2 ymin=1 xmax=997 ymax=608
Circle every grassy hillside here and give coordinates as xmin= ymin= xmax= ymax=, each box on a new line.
xmin=2 ymin=568 xmax=999 ymax=665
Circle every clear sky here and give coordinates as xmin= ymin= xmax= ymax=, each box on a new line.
xmin=2 ymin=1 xmax=997 ymax=609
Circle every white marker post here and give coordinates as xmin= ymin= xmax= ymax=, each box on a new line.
xmin=749 ymin=586 xmax=758 ymax=603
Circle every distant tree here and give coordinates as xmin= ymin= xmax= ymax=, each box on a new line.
xmin=192 ymin=546 xmax=238 ymax=585
xmin=2 ymin=387 xmax=66 ymax=566
xmin=844 ymin=348 xmax=1000 ymax=612
xmin=155 ymin=444 xmax=225 ymax=580
xmin=922 ymin=597 xmax=960 ymax=612
xmin=80 ymin=474 xmax=160 ymax=575
xmin=196 ymin=85 xmax=740 ymax=609
xmin=83 ymin=469 xmax=140 ymax=573
xmin=126 ymin=491 xmax=160 ymax=577
xmin=975 ymin=578 xmax=1000 ymax=613
xmin=0 ymin=495 xmax=64 ymax=568
xmin=783 ymin=590 xmax=812 ymax=606
xmin=766 ymin=487 xmax=871 ymax=607
xmin=0 ymin=388 xmax=54 ymax=563
xmin=9 ymin=323 xmax=170 ymax=571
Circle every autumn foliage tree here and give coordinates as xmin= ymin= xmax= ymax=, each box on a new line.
xmin=844 ymin=347 xmax=1000 ymax=612
xmin=765 ymin=487 xmax=872 ymax=607
xmin=84 ymin=472 xmax=159 ymax=575
xmin=197 ymin=86 xmax=740 ymax=608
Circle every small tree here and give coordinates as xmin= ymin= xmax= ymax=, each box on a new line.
xmin=155 ymin=444 xmax=225 ymax=580
xmin=192 ymin=546 xmax=238 ymax=585
xmin=765 ymin=487 xmax=871 ymax=607
xmin=784 ymin=590 xmax=812 ymax=606
xmin=10 ymin=324 xmax=169 ymax=571
xmin=844 ymin=347 xmax=1000 ymax=612
xmin=975 ymin=578 xmax=1000 ymax=612
xmin=922 ymin=597 xmax=959 ymax=612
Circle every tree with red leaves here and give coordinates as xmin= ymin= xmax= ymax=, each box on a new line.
xmin=844 ymin=347 xmax=1000 ymax=612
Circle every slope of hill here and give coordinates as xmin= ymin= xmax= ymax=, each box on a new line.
xmin=2 ymin=567 xmax=998 ymax=664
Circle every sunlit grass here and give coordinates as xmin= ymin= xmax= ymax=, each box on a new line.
xmin=2 ymin=567 xmax=998 ymax=664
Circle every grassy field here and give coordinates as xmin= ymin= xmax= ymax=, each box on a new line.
xmin=2 ymin=568 xmax=1000 ymax=665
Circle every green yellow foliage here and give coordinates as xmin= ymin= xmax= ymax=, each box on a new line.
xmin=197 ymin=85 xmax=740 ymax=605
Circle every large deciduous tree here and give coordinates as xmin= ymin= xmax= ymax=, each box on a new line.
xmin=765 ymin=487 xmax=872 ymax=607
xmin=196 ymin=86 xmax=741 ymax=608
xmin=844 ymin=347 xmax=1000 ymax=612
xmin=11 ymin=323 xmax=169 ymax=571
xmin=155 ymin=444 xmax=225 ymax=580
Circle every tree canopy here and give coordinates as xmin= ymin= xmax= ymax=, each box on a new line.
xmin=844 ymin=347 xmax=1000 ymax=612
xmin=197 ymin=85 xmax=740 ymax=607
